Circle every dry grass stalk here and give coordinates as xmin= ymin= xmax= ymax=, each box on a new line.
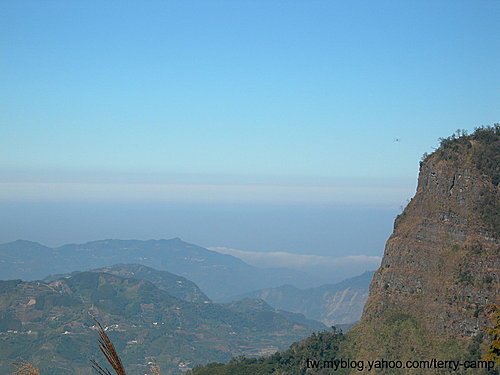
xmin=150 ymin=364 xmax=161 ymax=375
xmin=12 ymin=362 xmax=40 ymax=375
xmin=91 ymin=319 xmax=126 ymax=375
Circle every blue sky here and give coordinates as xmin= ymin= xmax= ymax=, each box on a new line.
xmin=0 ymin=1 xmax=498 ymax=254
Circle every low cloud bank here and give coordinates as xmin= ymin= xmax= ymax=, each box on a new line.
xmin=210 ymin=246 xmax=381 ymax=283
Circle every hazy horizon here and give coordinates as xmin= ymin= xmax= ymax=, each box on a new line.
xmin=1 ymin=1 xmax=498 ymax=263
xmin=0 ymin=202 xmax=398 ymax=258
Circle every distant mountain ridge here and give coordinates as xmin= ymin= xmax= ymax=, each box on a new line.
xmin=0 ymin=238 xmax=321 ymax=300
xmin=233 ymin=271 xmax=373 ymax=325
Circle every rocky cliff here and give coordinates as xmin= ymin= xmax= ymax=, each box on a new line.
xmin=189 ymin=126 xmax=499 ymax=375
xmin=347 ymin=126 xmax=499 ymax=369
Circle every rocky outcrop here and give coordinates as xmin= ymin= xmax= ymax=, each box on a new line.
xmin=234 ymin=271 xmax=373 ymax=326
xmin=187 ymin=127 xmax=499 ymax=375
xmin=349 ymin=127 xmax=499 ymax=365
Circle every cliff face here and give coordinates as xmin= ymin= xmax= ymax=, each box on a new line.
xmin=349 ymin=127 xmax=499 ymax=364
xmin=189 ymin=128 xmax=499 ymax=375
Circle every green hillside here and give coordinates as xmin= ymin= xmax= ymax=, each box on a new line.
xmin=191 ymin=328 xmax=345 ymax=375
xmin=45 ymin=263 xmax=211 ymax=304
xmin=0 ymin=266 xmax=323 ymax=374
